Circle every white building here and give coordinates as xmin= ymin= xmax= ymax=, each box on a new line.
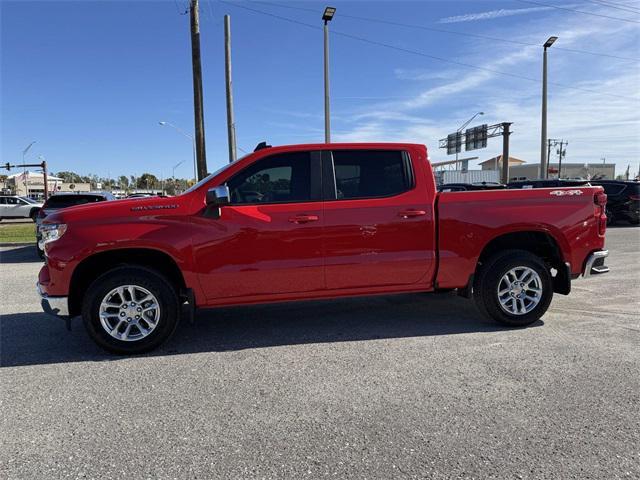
xmin=7 ymin=171 xmax=91 ymax=198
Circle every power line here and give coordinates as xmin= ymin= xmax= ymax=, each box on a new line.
xmin=220 ymin=1 xmax=638 ymax=101
xmin=515 ymin=0 xmax=640 ymax=23
xmin=581 ymin=0 xmax=640 ymax=14
xmin=253 ymin=1 xmax=639 ymax=62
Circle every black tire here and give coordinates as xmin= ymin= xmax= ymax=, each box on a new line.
xmin=36 ymin=243 xmax=44 ymax=259
xmin=473 ymin=249 xmax=553 ymax=327
xmin=30 ymin=209 xmax=39 ymax=222
xmin=82 ymin=266 xmax=180 ymax=354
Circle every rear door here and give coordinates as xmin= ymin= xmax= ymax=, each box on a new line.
xmin=322 ymin=148 xmax=436 ymax=290
xmin=193 ymin=150 xmax=325 ymax=301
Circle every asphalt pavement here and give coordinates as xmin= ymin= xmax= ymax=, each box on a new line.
xmin=1 ymin=227 xmax=638 ymax=479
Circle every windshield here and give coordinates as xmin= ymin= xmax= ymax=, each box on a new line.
xmin=20 ymin=196 xmax=39 ymax=204
xmin=181 ymin=158 xmax=247 ymax=195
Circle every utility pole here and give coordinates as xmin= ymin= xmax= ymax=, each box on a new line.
xmin=42 ymin=159 xmax=49 ymax=200
xmin=190 ymin=0 xmax=207 ymax=179
xmin=540 ymin=36 xmax=557 ymax=179
xmin=501 ymin=122 xmax=511 ymax=184
xmin=547 ymin=139 xmax=553 ymax=178
xmin=224 ymin=15 xmax=237 ymax=163
xmin=322 ymin=7 xmax=336 ymax=143
xmin=557 ymin=140 xmax=567 ymax=179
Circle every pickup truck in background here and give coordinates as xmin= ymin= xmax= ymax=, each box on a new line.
xmin=37 ymin=143 xmax=609 ymax=354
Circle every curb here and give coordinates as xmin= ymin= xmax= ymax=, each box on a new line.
xmin=0 ymin=242 xmax=33 ymax=247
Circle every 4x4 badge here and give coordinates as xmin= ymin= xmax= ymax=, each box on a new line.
xmin=550 ymin=190 xmax=583 ymax=196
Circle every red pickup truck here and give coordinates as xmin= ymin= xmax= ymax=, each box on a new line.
xmin=37 ymin=143 xmax=609 ymax=354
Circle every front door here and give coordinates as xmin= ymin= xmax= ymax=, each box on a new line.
xmin=193 ymin=150 xmax=325 ymax=301
xmin=322 ymin=149 xmax=436 ymax=290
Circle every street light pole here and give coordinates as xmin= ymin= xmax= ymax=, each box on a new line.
xmin=22 ymin=141 xmax=35 ymax=196
xmin=540 ymin=36 xmax=557 ymax=179
xmin=322 ymin=7 xmax=336 ymax=143
xmin=172 ymin=160 xmax=185 ymax=183
xmin=159 ymin=121 xmax=197 ymax=182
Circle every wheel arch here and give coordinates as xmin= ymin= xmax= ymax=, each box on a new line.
xmin=68 ymin=248 xmax=187 ymax=317
xmin=475 ymin=230 xmax=571 ymax=295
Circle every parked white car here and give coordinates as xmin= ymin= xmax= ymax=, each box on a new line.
xmin=0 ymin=195 xmax=43 ymax=222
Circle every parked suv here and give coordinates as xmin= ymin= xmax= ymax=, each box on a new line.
xmin=590 ymin=180 xmax=640 ymax=225
xmin=36 ymin=192 xmax=114 ymax=257
xmin=0 ymin=195 xmax=43 ymax=222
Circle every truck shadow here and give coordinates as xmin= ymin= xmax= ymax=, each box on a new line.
xmin=0 ymin=293 xmax=542 ymax=368
xmin=0 ymin=245 xmax=42 ymax=264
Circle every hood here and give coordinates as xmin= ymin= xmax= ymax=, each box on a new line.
xmin=43 ymin=195 xmax=191 ymax=225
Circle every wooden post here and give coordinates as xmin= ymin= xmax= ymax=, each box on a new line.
xmin=190 ymin=0 xmax=207 ymax=179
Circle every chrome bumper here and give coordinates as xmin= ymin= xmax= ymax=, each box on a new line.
xmin=37 ymin=282 xmax=70 ymax=318
xmin=583 ymin=250 xmax=609 ymax=278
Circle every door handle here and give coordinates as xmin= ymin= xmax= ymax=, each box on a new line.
xmin=288 ymin=214 xmax=319 ymax=224
xmin=398 ymin=209 xmax=426 ymax=219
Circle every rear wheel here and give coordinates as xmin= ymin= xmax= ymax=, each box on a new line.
xmin=474 ymin=250 xmax=553 ymax=327
xmin=29 ymin=209 xmax=39 ymax=222
xmin=82 ymin=266 xmax=180 ymax=354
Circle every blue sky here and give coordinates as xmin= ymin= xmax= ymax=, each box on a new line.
xmin=2 ymin=0 xmax=639 ymax=180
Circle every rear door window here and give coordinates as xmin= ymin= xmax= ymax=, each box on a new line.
xmin=600 ymin=184 xmax=626 ymax=195
xmin=330 ymin=150 xmax=413 ymax=200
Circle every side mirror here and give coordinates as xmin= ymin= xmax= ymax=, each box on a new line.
xmin=206 ymin=186 xmax=230 ymax=207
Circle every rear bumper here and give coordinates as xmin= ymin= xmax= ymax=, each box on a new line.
xmin=37 ymin=282 xmax=70 ymax=318
xmin=583 ymin=250 xmax=609 ymax=278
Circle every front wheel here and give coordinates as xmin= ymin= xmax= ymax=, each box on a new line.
xmin=82 ymin=266 xmax=180 ymax=354
xmin=474 ymin=250 xmax=553 ymax=327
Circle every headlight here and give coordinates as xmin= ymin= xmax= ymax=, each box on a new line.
xmin=38 ymin=224 xmax=67 ymax=249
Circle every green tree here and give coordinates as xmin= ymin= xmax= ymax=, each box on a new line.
xmin=136 ymin=173 xmax=159 ymax=190
xmin=118 ymin=175 xmax=129 ymax=189
xmin=55 ymin=171 xmax=81 ymax=183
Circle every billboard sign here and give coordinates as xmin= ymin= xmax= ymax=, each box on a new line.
xmin=447 ymin=132 xmax=462 ymax=155
xmin=465 ymin=124 xmax=488 ymax=151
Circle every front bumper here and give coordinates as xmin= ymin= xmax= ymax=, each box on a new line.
xmin=583 ymin=250 xmax=609 ymax=278
xmin=37 ymin=282 xmax=70 ymax=318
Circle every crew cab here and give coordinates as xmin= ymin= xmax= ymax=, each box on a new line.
xmin=37 ymin=143 xmax=609 ymax=354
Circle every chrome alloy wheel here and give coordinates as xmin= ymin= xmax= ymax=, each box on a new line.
xmin=497 ymin=266 xmax=543 ymax=316
xmin=99 ymin=285 xmax=160 ymax=342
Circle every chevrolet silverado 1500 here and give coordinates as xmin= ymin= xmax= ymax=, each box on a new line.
xmin=37 ymin=143 xmax=609 ymax=354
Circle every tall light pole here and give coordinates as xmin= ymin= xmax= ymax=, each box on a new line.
xmin=540 ymin=36 xmax=557 ymax=179
xmin=456 ymin=112 xmax=484 ymax=168
xmin=22 ymin=141 xmax=36 ymax=196
xmin=172 ymin=160 xmax=185 ymax=182
xmin=322 ymin=7 xmax=336 ymax=143
xmin=159 ymin=121 xmax=197 ymax=182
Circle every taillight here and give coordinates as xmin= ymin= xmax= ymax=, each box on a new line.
xmin=629 ymin=195 xmax=640 ymax=201
xmin=594 ymin=191 xmax=607 ymax=236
